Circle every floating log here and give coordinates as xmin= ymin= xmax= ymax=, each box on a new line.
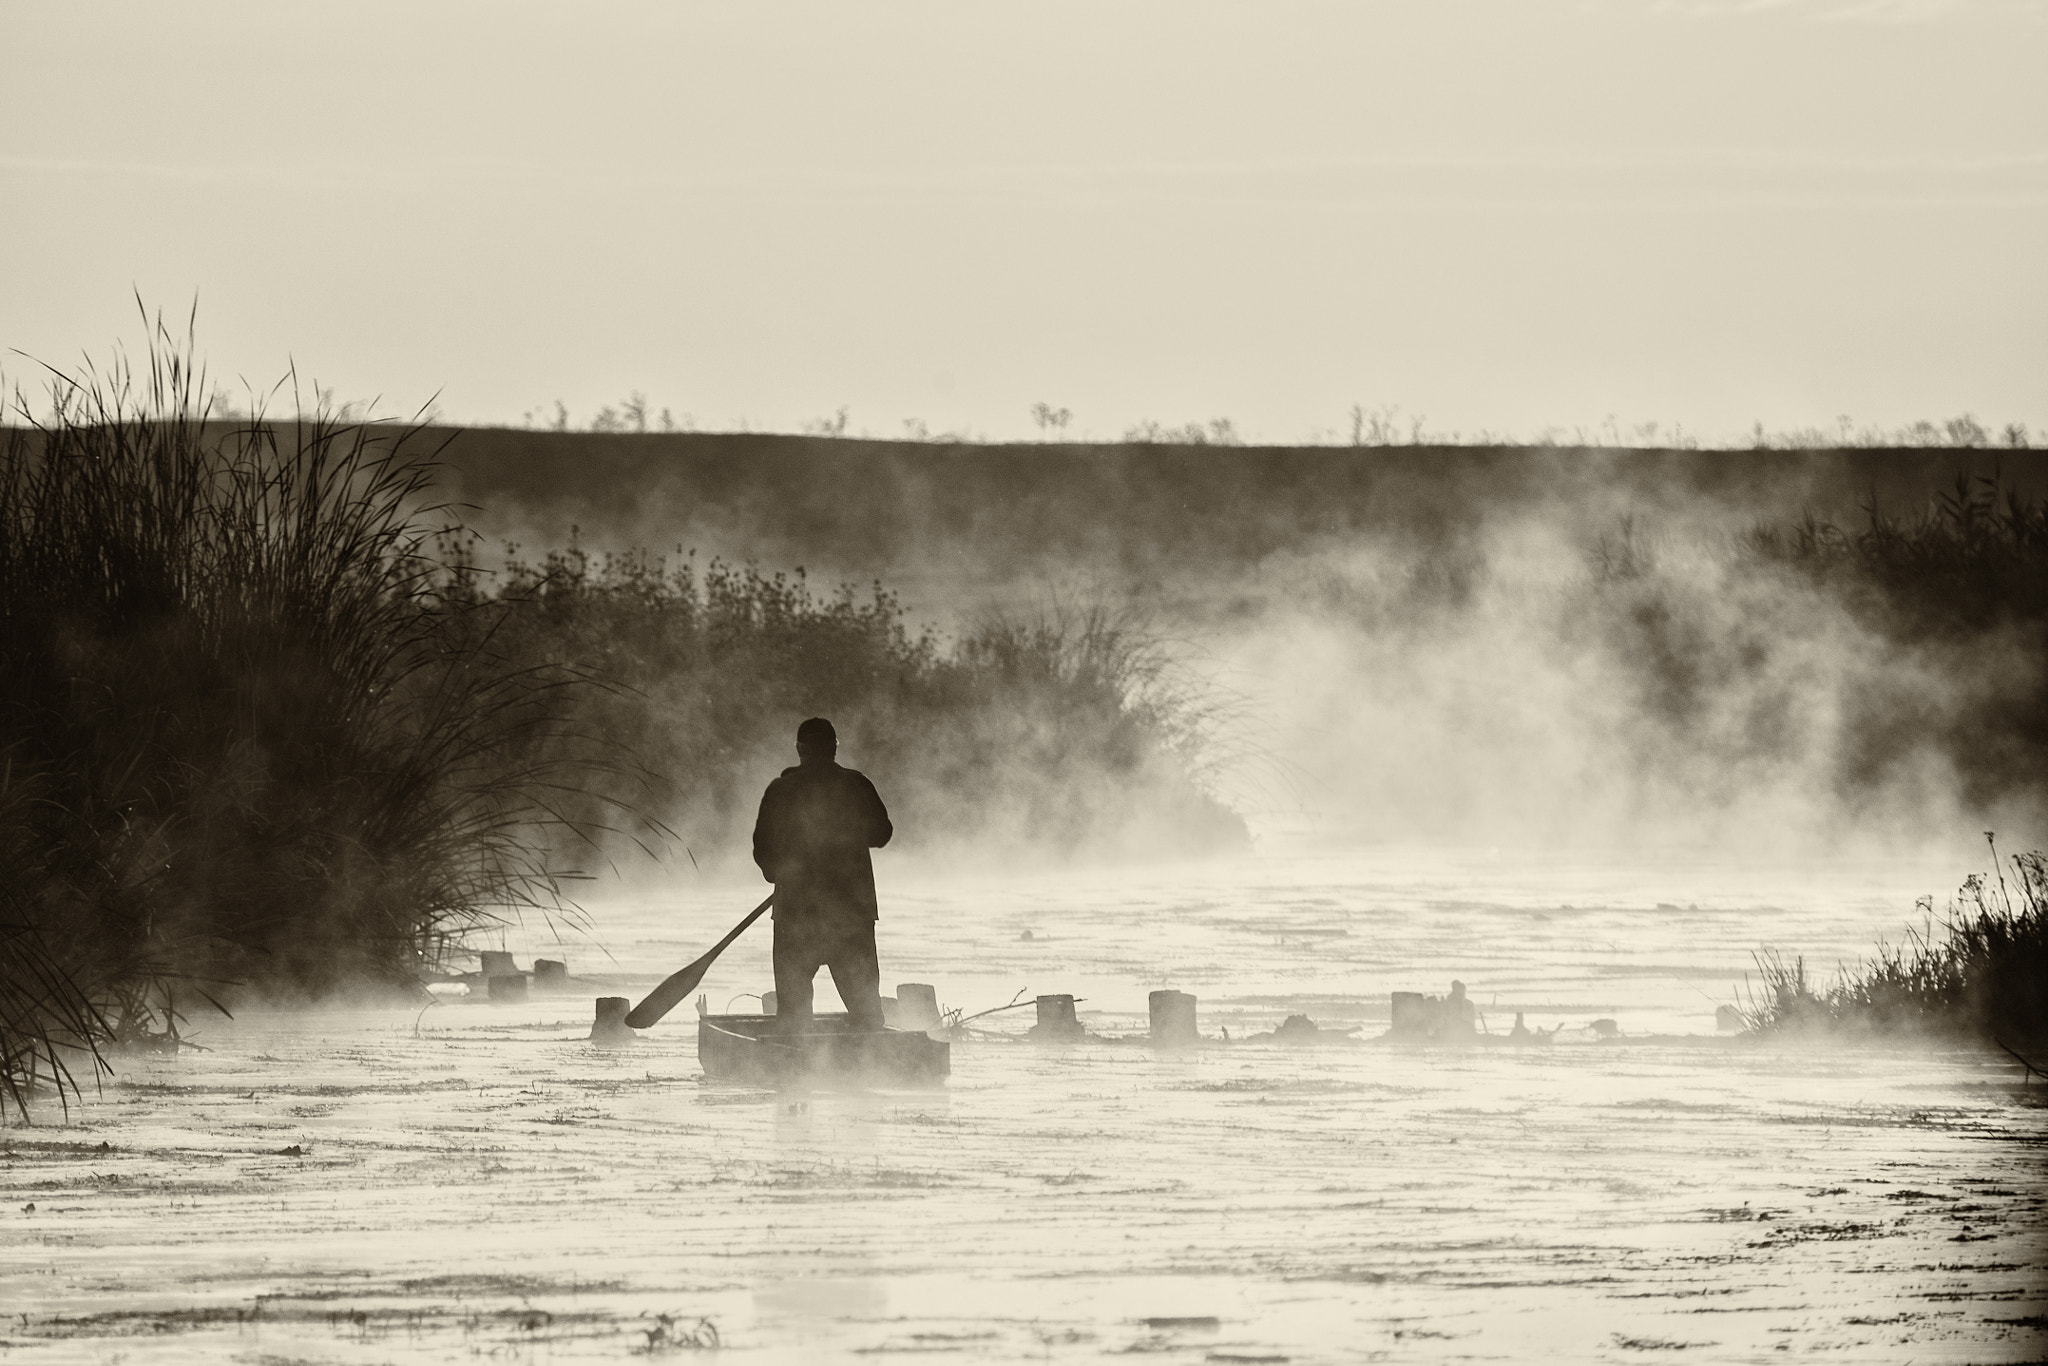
xmin=1028 ymin=994 xmax=1084 ymax=1040
xmin=1149 ymin=990 xmax=1198 ymax=1047
xmin=895 ymin=983 xmax=941 ymax=1032
xmin=488 ymin=974 xmax=528 ymax=1003
xmin=590 ymin=997 xmax=637 ymax=1045
xmin=532 ymin=959 xmax=568 ymax=990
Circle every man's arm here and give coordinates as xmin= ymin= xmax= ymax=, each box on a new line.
xmin=855 ymin=772 xmax=892 ymax=849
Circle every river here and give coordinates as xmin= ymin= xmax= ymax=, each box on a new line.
xmin=2 ymin=843 xmax=2043 ymax=1363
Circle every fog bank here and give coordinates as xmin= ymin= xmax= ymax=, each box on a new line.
xmin=436 ymin=432 xmax=2048 ymax=857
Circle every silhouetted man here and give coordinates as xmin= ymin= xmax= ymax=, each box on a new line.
xmin=751 ymin=717 xmax=893 ymax=1033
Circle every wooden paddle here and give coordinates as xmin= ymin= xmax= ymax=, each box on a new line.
xmin=623 ymin=892 xmax=775 ymax=1028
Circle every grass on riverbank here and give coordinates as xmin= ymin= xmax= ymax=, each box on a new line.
xmin=1744 ymin=837 xmax=2048 ymax=1044
xmin=0 ymin=320 xmax=612 ymax=1115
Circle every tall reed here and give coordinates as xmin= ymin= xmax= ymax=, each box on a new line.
xmin=0 ymin=315 xmax=606 ymax=1114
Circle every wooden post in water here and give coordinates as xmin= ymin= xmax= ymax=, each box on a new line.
xmin=1029 ymin=994 xmax=1083 ymax=1040
xmin=895 ymin=983 xmax=940 ymax=1032
xmin=1149 ymin=990 xmax=1198 ymax=1047
xmin=590 ymin=997 xmax=637 ymax=1044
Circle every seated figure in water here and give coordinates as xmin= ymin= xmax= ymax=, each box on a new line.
xmin=751 ymin=717 xmax=894 ymax=1034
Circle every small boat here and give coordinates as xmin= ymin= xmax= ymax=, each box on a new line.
xmin=696 ymin=1012 xmax=950 ymax=1087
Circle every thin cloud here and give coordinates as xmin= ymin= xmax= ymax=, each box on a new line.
xmin=1645 ymin=0 xmax=2038 ymax=16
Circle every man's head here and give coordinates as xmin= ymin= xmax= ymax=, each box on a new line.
xmin=796 ymin=716 xmax=837 ymax=764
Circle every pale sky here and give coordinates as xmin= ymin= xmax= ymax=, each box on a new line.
xmin=4 ymin=0 xmax=2043 ymax=443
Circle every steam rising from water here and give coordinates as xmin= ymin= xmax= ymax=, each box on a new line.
xmin=1211 ymin=509 xmax=2026 ymax=856
xmin=437 ymin=432 xmax=2048 ymax=863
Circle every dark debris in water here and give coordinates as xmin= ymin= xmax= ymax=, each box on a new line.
xmin=15 ymin=1304 xmax=617 ymax=1339
xmin=1698 ymin=1206 xmax=1788 ymax=1223
xmin=1175 ymin=1077 xmax=1392 ymax=1096
xmin=1746 ymin=1221 xmax=1891 ymax=1248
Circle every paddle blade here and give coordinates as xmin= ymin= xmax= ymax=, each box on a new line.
xmin=624 ymin=892 xmax=774 ymax=1029
xmin=624 ymin=954 xmax=712 ymax=1028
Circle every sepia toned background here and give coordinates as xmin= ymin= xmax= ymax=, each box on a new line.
xmin=4 ymin=0 xmax=2043 ymax=443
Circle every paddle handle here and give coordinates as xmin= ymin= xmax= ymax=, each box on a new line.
xmin=622 ymin=892 xmax=774 ymax=1029
xmin=707 ymin=893 xmax=776 ymax=962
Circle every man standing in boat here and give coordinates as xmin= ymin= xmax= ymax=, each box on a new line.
xmin=752 ymin=717 xmax=893 ymax=1034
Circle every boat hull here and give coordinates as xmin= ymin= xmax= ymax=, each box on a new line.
xmin=696 ymin=1013 xmax=950 ymax=1087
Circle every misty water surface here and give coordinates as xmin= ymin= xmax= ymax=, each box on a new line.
xmin=6 ymin=843 xmax=2040 ymax=1364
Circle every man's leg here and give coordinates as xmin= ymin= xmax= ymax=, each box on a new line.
xmin=772 ymin=920 xmax=823 ymax=1035
xmin=825 ymin=921 xmax=885 ymax=1033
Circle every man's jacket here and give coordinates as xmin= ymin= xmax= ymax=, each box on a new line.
xmin=751 ymin=760 xmax=893 ymax=923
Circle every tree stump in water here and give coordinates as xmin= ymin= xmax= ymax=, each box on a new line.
xmin=1149 ymin=990 xmax=1198 ymax=1047
xmin=895 ymin=983 xmax=941 ymax=1032
xmin=1029 ymin=994 xmax=1084 ymax=1040
xmin=479 ymin=950 xmax=517 ymax=980
xmin=532 ymin=959 xmax=568 ymax=991
xmin=590 ymin=997 xmax=637 ymax=1044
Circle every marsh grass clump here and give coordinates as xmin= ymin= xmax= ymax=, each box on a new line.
xmin=923 ymin=605 xmax=1241 ymax=851
xmin=0 ymin=317 xmax=607 ymax=1114
xmin=1744 ymin=838 xmax=2048 ymax=1043
xmin=445 ymin=545 xmax=939 ymax=838
xmin=457 ymin=544 xmax=1245 ymax=863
